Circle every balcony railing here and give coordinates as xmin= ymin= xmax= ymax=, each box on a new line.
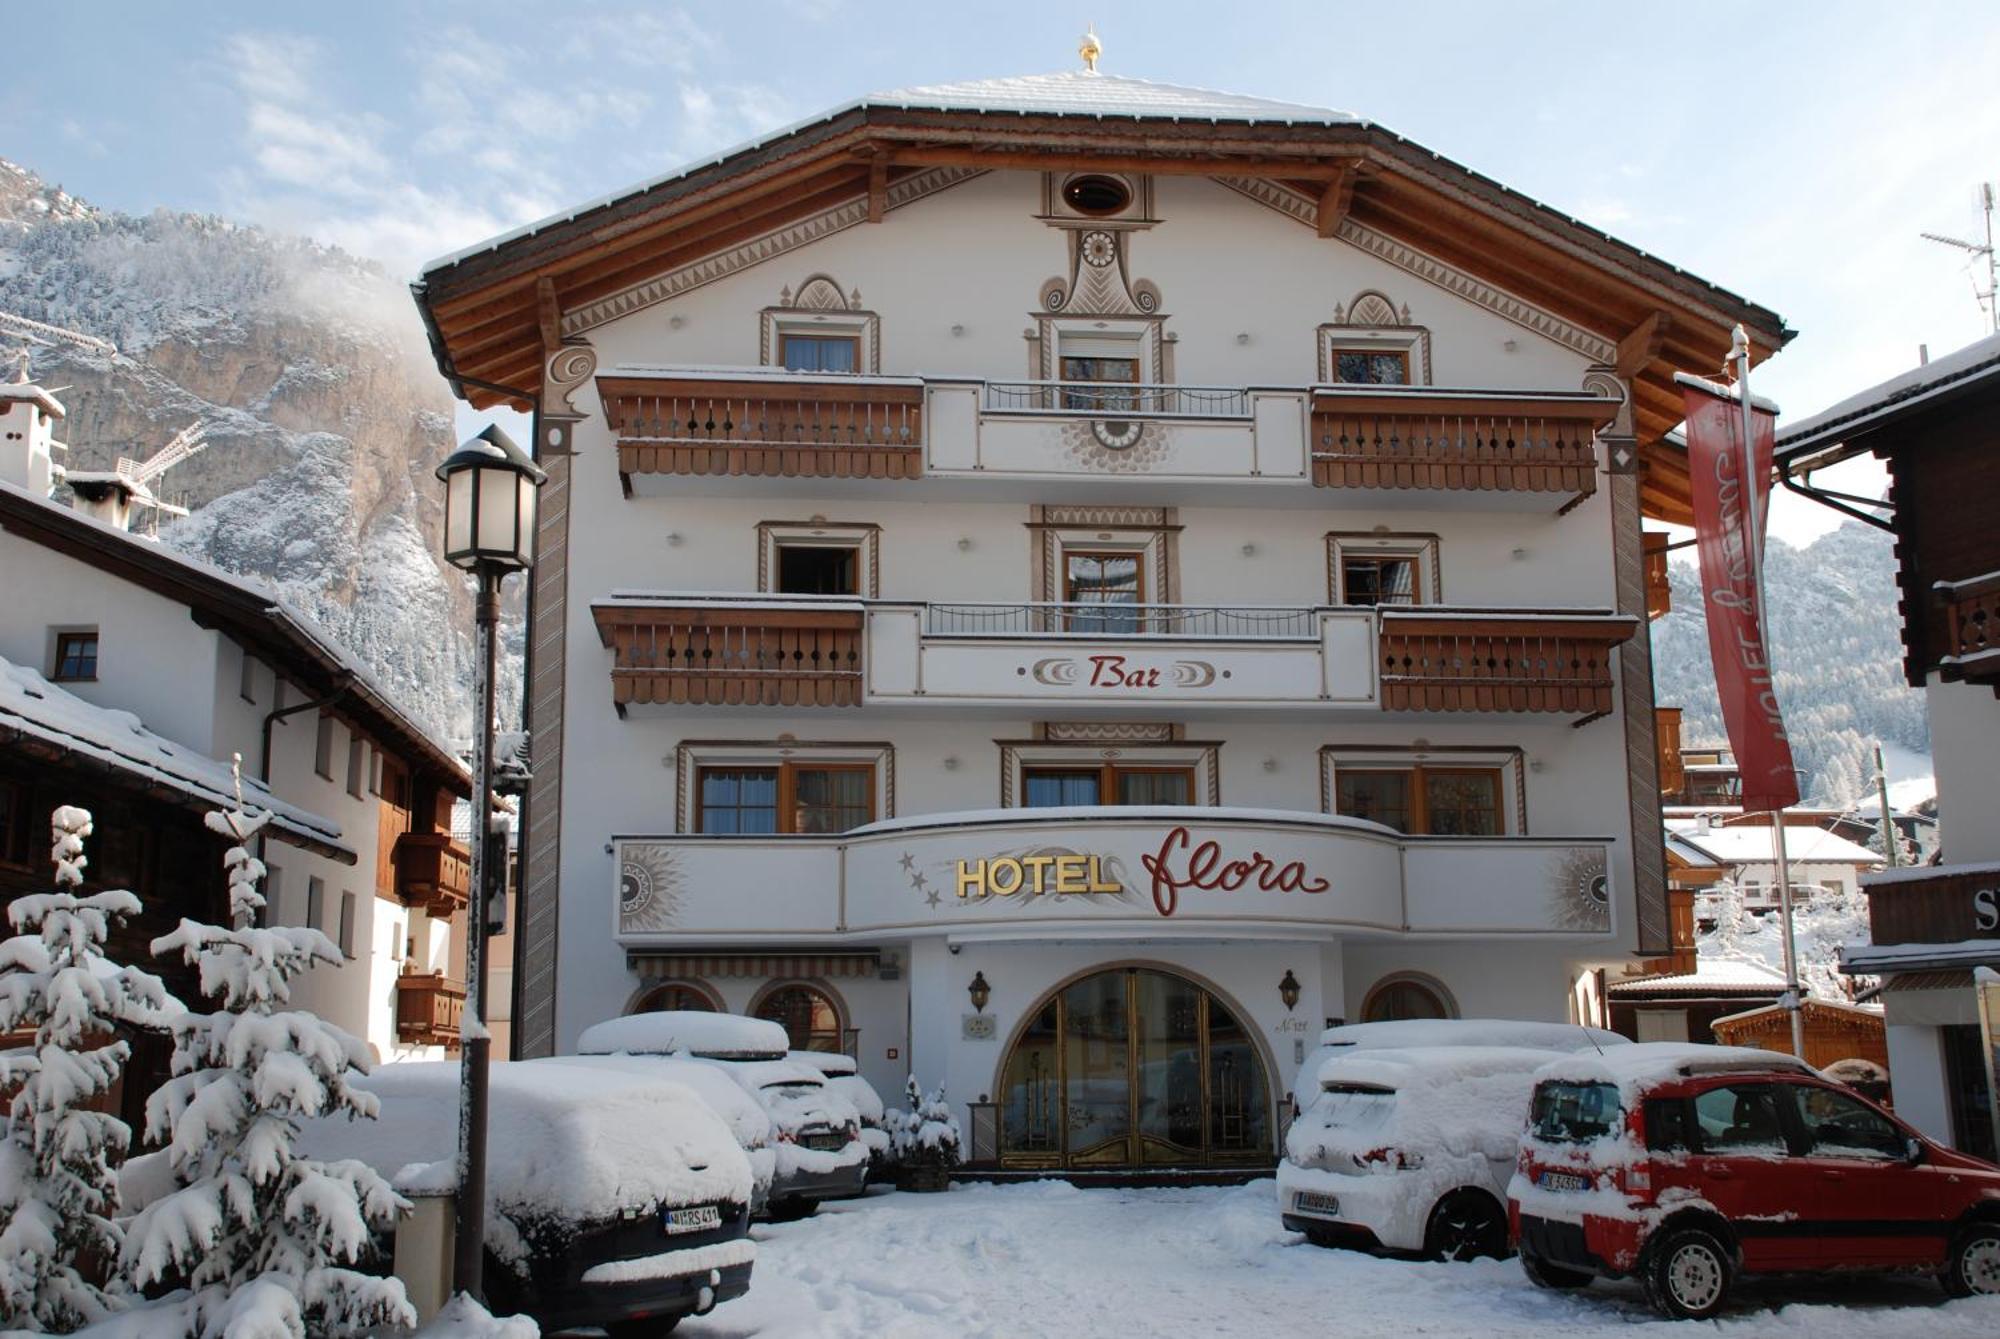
xmin=1938 ymin=572 xmax=2000 ymax=685
xmin=921 ymin=602 xmax=1320 ymax=639
xmin=392 ymin=831 xmax=472 ymax=917
xmin=598 ymin=373 xmax=923 ymax=480
xmin=981 ymin=380 xmax=1252 ymax=418
xmin=1377 ymin=609 xmax=1637 ymax=717
xmin=1644 ymin=532 xmax=1672 ymax=620
xmin=1656 ymin=706 xmax=1685 ymax=796
xmin=1309 ymin=389 xmax=1612 ymax=498
xmin=593 ymin=601 xmax=865 ymax=708
xmin=395 ymin=971 xmax=466 ymax=1049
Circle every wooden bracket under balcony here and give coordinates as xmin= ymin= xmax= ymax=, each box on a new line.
xmin=1377 ymin=610 xmax=1637 ymax=719
xmin=395 ymin=971 xmax=466 ymax=1050
xmin=1655 ymin=706 xmax=1685 ymax=796
xmin=599 ymin=374 xmax=924 ymax=481
xmin=594 ymin=602 xmax=866 ymax=709
xmin=1644 ymin=531 xmax=1672 ymax=620
xmin=392 ymin=831 xmax=472 ymax=917
xmin=1309 ymin=389 xmax=1615 ymax=499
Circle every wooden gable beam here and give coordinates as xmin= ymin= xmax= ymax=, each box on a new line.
xmin=536 ymin=277 xmax=562 ymax=353
xmin=876 ymin=146 xmax=1359 ymax=179
xmin=1316 ymin=165 xmax=1357 ymax=239
xmin=1616 ymin=311 xmax=1671 ymax=377
xmin=866 ymin=153 xmax=888 ymax=224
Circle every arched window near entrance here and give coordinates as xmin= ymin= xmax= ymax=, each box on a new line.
xmin=754 ymin=983 xmax=843 ymax=1052
xmin=1359 ymin=972 xmax=1457 ymax=1023
xmin=632 ymin=981 xmax=720 ymax=1014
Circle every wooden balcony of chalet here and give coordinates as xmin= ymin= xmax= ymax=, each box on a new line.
xmin=395 ymin=971 xmax=465 ymax=1049
xmin=1656 ymin=706 xmax=1685 ymax=796
xmin=598 ymin=371 xmax=923 ymax=483
xmin=1376 ymin=608 xmax=1637 ymax=720
xmin=1644 ymin=532 xmax=1672 ymax=619
xmin=592 ymin=599 xmax=865 ymax=710
xmin=1308 ymin=387 xmax=1615 ymax=504
xmin=1937 ymin=572 xmax=2000 ymax=688
xmin=392 ymin=831 xmax=472 ymax=917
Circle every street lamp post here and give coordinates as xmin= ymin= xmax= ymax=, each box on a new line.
xmin=436 ymin=423 xmax=545 ymax=1299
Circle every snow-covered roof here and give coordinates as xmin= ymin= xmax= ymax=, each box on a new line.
xmin=421 ymin=72 xmax=1360 ymax=276
xmin=1315 ymin=1018 xmax=1628 ymax=1053
xmin=1840 ymin=938 xmax=2000 ymax=974
xmin=0 ymin=653 xmax=349 ymax=857
xmin=1532 ymin=1042 xmax=1814 ymax=1098
xmin=1861 ymin=858 xmax=1994 ymax=887
xmin=0 ymin=480 xmax=467 ymax=787
xmin=1607 ymin=955 xmax=1789 ymax=996
xmin=576 ymin=1010 xmax=790 ymax=1060
xmin=0 ymin=379 xmax=64 ymax=418
xmin=1663 ymin=831 xmax=1727 ymax=869
xmin=297 ymin=1059 xmax=752 ymax=1220
xmin=1710 ymin=997 xmax=1882 ymax=1030
xmin=1664 ymin=818 xmax=1882 ymax=866
xmin=1777 ymin=329 xmax=2000 ymax=457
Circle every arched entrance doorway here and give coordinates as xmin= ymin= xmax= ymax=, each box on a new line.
xmin=997 ymin=966 xmax=1272 ymax=1169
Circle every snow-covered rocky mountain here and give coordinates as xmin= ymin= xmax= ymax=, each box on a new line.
xmin=0 ymin=158 xmax=513 ymax=744
xmin=1652 ymin=518 xmax=1930 ymax=808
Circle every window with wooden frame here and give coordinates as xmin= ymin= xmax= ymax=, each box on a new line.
xmin=239 ymin=650 xmax=258 ymax=704
xmin=337 ymin=891 xmax=357 ymax=957
xmin=1022 ymin=764 xmax=1194 ymax=809
xmin=314 ymin=714 xmax=335 ymax=780
xmin=306 ymin=876 xmax=325 ymax=930
xmin=1329 ymin=347 xmax=1410 ymax=385
xmin=1058 ymin=335 xmax=1143 ymax=411
xmin=345 ymin=738 xmax=366 ymax=799
xmin=695 ymin=762 xmax=876 ymax=835
xmin=52 ymin=631 xmax=98 ymax=682
xmin=775 ymin=545 xmax=859 ymax=596
xmin=1340 ymin=555 xmax=1419 ymax=607
xmin=778 ymin=332 xmax=860 ymax=373
xmin=1062 ymin=549 xmax=1145 ymax=633
xmin=1334 ymin=766 xmax=1503 ymax=836
xmin=754 ymin=983 xmax=844 ymax=1053
xmin=1327 ymin=533 xmax=1440 ymax=607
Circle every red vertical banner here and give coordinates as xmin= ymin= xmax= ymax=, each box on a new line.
xmin=1679 ymin=376 xmax=1799 ymax=813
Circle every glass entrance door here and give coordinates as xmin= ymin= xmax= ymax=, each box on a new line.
xmin=998 ymin=967 xmax=1272 ymax=1168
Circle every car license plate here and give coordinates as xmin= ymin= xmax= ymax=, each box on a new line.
xmin=1293 ymin=1190 xmax=1341 ymax=1217
xmin=1539 ymin=1170 xmax=1590 ymax=1193
xmin=801 ymin=1131 xmax=847 ymax=1152
xmin=662 ymin=1204 xmax=722 ymax=1235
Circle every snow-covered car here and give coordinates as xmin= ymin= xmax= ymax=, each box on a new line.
xmin=1292 ymin=1018 xmax=1627 ymax=1111
xmin=294 ymin=1059 xmax=755 ymax=1336
xmin=552 ymin=1052 xmax=780 ymax=1214
xmin=1509 ymin=1043 xmax=2000 ymax=1319
xmin=790 ymin=1050 xmax=892 ymax=1174
xmin=578 ymin=1011 xmax=870 ymax=1220
xmin=1280 ymin=1045 xmax=1562 ymax=1259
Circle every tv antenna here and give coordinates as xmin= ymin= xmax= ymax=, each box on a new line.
xmin=1920 ymin=182 xmax=1998 ymax=334
xmin=0 ymin=308 xmax=118 ymax=373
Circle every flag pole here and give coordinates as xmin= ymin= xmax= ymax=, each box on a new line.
xmin=1731 ymin=324 xmax=1807 ymax=1061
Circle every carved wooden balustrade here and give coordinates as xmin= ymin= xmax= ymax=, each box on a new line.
xmin=395 ymin=972 xmax=466 ymax=1049
xmin=594 ymin=602 xmax=865 ymax=708
xmin=1655 ymin=706 xmax=1685 ymax=796
xmin=1939 ymin=573 xmax=2000 ymax=687
xmin=1644 ymin=532 xmax=1672 ymax=619
xmin=1309 ymin=389 xmax=1614 ymax=498
xmin=1376 ymin=610 xmax=1637 ymax=717
xmin=599 ymin=374 xmax=923 ymax=480
xmin=393 ymin=831 xmax=472 ymax=917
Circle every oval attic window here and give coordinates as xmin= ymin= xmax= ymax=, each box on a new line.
xmin=1062 ymin=175 xmax=1131 ymax=216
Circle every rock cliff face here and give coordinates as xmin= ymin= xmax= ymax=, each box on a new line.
xmin=0 ymin=158 xmax=511 ymax=743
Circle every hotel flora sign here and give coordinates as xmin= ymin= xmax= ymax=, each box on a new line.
xmin=615 ymin=814 xmax=1613 ymax=941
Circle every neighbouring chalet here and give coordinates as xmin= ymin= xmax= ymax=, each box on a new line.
xmin=0 ymin=376 xmax=475 ymax=1109
xmin=1779 ymin=330 xmax=2000 ymax=1162
xmin=413 ymin=58 xmax=1790 ymax=1171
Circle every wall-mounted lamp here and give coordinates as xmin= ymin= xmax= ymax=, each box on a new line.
xmin=1510 ymin=547 xmax=1527 ymax=561
xmin=666 ymin=532 xmax=684 ymax=547
xmin=1240 ymin=542 xmax=1258 ymax=557
xmin=956 ymin=537 xmax=973 ymax=552
xmin=943 ymin=755 xmax=961 ymax=772
xmin=1279 ymin=969 xmax=1301 ymax=1012
xmin=951 ymin=323 xmax=967 ymax=337
xmin=1235 ymin=332 xmax=1251 ymax=346
xmin=1502 ymin=338 xmax=1518 ymax=352
xmin=669 ymin=314 xmax=687 ymax=330
xmin=968 ymin=971 xmax=991 ymax=1012
xmin=1261 ymin=757 xmax=1278 ymax=773
xmin=1528 ymin=758 xmax=1547 ymax=774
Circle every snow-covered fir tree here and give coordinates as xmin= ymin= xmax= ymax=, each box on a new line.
xmin=0 ymin=805 xmax=173 ymax=1333
xmin=124 ymin=800 xmax=413 ymax=1338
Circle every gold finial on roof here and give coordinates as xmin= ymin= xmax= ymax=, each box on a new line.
xmin=1079 ymin=24 xmax=1102 ymax=73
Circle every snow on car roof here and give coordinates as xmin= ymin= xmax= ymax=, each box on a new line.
xmin=1531 ymin=1042 xmax=1815 ymax=1098
xmin=1316 ymin=1018 xmax=1629 ymax=1053
xmin=726 ymin=1058 xmax=829 ymax=1089
xmin=577 ymin=1010 xmax=789 ymax=1059
xmin=789 ymin=1050 xmax=858 ymax=1076
xmin=546 ymin=1053 xmax=773 ymax=1149
xmin=297 ymin=1059 xmax=749 ymax=1220
xmin=1315 ymin=1044 xmax=1568 ymax=1093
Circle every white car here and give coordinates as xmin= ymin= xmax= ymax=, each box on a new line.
xmin=578 ymin=1011 xmax=870 ymax=1219
xmin=553 ymin=1052 xmax=780 ymax=1214
xmin=789 ymin=1050 xmax=891 ymax=1170
xmin=1279 ymin=1045 xmax=1563 ymax=1260
xmin=1292 ymin=1017 xmax=1628 ymax=1110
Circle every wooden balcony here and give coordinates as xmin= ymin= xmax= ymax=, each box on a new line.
xmin=1308 ymin=389 xmax=1613 ymax=500
xmin=593 ymin=600 xmax=865 ymax=709
xmin=1644 ymin=532 xmax=1672 ymax=620
xmin=392 ymin=831 xmax=472 ymax=917
xmin=1376 ymin=609 xmax=1637 ymax=718
xmin=599 ymin=373 xmax=923 ymax=481
xmin=1938 ymin=572 xmax=2000 ymax=687
xmin=1656 ymin=706 xmax=1685 ymax=796
xmin=395 ymin=971 xmax=466 ymax=1049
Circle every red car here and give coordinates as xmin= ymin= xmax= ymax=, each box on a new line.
xmin=1507 ymin=1044 xmax=2000 ymax=1320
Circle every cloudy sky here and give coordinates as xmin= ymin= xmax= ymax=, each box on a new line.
xmin=10 ymin=0 xmax=1999 ymax=541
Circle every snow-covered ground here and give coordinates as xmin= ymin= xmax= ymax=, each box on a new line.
xmin=676 ymin=1181 xmax=2000 ymax=1338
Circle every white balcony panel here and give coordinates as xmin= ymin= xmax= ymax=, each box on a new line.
xmin=617 ymin=839 xmax=840 ymax=938
xmin=1402 ymin=839 xmax=1613 ymax=934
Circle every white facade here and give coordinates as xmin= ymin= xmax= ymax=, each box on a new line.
xmin=514 ymin=139 xmax=1671 ymax=1169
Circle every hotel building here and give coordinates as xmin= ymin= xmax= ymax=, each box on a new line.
xmin=414 ymin=62 xmax=1790 ymax=1170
